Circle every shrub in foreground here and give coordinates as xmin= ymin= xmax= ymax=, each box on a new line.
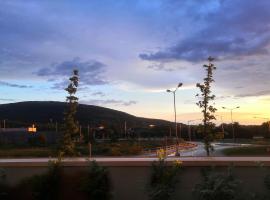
xmin=193 ymin=167 xmax=240 ymax=200
xmin=25 ymin=160 xmax=62 ymax=200
xmin=149 ymin=159 xmax=181 ymax=200
xmin=80 ymin=161 xmax=112 ymax=200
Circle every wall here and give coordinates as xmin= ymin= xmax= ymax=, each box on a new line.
xmin=0 ymin=157 xmax=270 ymax=200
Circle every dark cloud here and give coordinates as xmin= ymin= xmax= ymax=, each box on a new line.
xmin=0 ymin=81 xmax=32 ymax=88
xmin=81 ymin=99 xmax=137 ymax=106
xmin=92 ymin=92 xmax=106 ymax=97
xmin=140 ymin=0 xmax=270 ymax=62
xmin=235 ymin=90 xmax=270 ymax=98
xmin=36 ymin=57 xmax=108 ymax=86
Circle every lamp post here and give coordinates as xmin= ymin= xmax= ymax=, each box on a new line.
xmin=222 ymin=106 xmax=240 ymax=142
xmin=167 ymin=83 xmax=183 ymax=139
xmin=167 ymin=82 xmax=183 ymax=156
xmin=187 ymin=119 xmax=201 ymax=141
xmin=254 ymin=116 xmax=270 ymax=133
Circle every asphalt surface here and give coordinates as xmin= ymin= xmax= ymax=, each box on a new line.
xmin=169 ymin=142 xmax=251 ymax=157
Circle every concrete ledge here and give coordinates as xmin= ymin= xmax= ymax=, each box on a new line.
xmin=0 ymin=157 xmax=270 ymax=167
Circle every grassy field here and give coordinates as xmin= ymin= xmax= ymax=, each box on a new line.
xmin=0 ymin=147 xmax=57 ymax=158
xmin=222 ymin=145 xmax=270 ymax=156
xmin=0 ymin=139 xmax=174 ymax=158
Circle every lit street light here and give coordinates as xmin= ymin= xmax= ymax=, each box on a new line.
xmin=167 ymin=82 xmax=183 ymax=156
xmin=222 ymin=106 xmax=240 ymax=142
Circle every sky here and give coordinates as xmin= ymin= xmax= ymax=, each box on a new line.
xmin=0 ymin=0 xmax=270 ymax=125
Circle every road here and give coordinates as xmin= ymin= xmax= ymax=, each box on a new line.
xmin=169 ymin=142 xmax=251 ymax=157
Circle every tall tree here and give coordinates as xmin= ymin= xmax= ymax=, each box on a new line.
xmin=196 ymin=57 xmax=217 ymax=156
xmin=62 ymin=69 xmax=79 ymax=156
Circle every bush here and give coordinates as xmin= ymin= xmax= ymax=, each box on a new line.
xmin=149 ymin=159 xmax=181 ymax=200
xmin=28 ymin=134 xmax=47 ymax=147
xmin=193 ymin=167 xmax=240 ymax=200
xmin=26 ymin=160 xmax=62 ymax=200
xmin=80 ymin=161 xmax=112 ymax=200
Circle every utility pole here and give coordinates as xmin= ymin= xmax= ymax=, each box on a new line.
xmin=179 ymin=123 xmax=181 ymax=139
xmin=216 ymin=115 xmax=225 ymax=135
xmin=222 ymin=106 xmax=240 ymax=142
xmin=124 ymin=121 xmax=127 ymax=139
xmin=79 ymin=125 xmax=82 ymax=142
xmin=55 ymin=122 xmax=58 ymax=133
xmin=187 ymin=119 xmax=201 ymax=141
xmin=87 ymin=124 xmax=92 ymax=158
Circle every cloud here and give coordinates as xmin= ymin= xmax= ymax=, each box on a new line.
xmin=81 ymin=99 xmax=137 ymax=106
xmin=92 ymin=92 xmax=106 ymax=97
xmin=139 ymin=0 xmax=270 ymax=62
xmin=0 ymin=81 xmax=32 ymax=88
xmin=36 ymin=57 xmax=108 ymax=87
xmin=235 ymin=90 xmax=270 ymax=98
xmin=0 ymin=98 xmax=15 ymax=102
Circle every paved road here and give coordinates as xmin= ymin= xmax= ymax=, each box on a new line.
xmin=169 ymin=142 xmax=251 ymax=157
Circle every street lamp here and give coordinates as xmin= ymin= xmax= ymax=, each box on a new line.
xmin=222 ymin=106 xmax=240 ymax=142
xmin=167 ymin=82 xmax=183 ymax=156
xmin=187 ymin=119 xmax=201 ymax=141
xmin=253 ymin=116 xmax=270 ymax=133
xmin=167 ymin=83 xmax=183 ymax=139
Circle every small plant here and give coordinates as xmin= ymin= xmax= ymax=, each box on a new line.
xmin=193 ymin=167 xmax=240 ymax=200
xmin=80 ymin=161 xmax=112 ymax=200
xmin=156 ymin=148 xmax=166 ymax=160
xmin=27 ymin=160 xmax=62 ymax=200
xmin=149 ymin=159 xmax=182 ymax=200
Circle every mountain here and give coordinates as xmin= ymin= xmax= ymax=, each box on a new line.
xmin=0 ymin=101 xmax=171 ymax=127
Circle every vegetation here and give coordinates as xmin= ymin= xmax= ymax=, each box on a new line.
xmin=0 ymin=147 xmax=56 ymax=158
xmin=193 ymin=167 xmax=240 ymax=200
xmin=80 ymin=161 xmax=111 ymax=200
xmin=149 ymin=159 xmax=181 ymax=200
xmin=25 ymin=160 xmax=62 ymax=200
xmin=222 ymin=146 xmax=270 ymax=156
xmin=196 ymin=56 xmax=217 ymax=156
xmin=62 ymin=69 xmax=79 ymax=156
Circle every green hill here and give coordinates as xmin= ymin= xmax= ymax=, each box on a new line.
xmin=0 ymin=101 xmax=171 ymax=128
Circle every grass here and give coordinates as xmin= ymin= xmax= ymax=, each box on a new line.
xmin=222 ymin=145 xmax=270 ymax=156
xmin=0 ymin=139 xmax=179 ymax=158
xmin=0 ymin=147 xmax=57 ymax=158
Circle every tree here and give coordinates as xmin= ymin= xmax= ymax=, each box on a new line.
xmin=196 ymin=57 xmax=217 ymax=156
xmin=62 ymin=69 xmax=79 ymax=156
